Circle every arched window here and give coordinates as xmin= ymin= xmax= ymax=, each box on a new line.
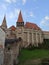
xmin=18 ymin=37 xmax=22 ymax=41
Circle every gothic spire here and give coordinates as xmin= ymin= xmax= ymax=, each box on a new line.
xmin=17 ymin=11 xmax=24 ymax=22
xmin=1 ymin=15 xmax=7 ymax=29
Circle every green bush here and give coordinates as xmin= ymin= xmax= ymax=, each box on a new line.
xmin=38 ymin=39 xmax=49 ymax=49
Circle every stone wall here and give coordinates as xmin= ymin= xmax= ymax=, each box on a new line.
xmin=3 ymin=39 xmax=22 ymax=65
xmin=16 ymin=28 xmax=43 ymax=47
xmin=5 ymin=27 xmax=44 ymax=48
xmin=43 ymin=31 xmax=49 ymax=39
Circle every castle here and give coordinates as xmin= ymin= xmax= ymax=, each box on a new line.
xmin=0 ymin=11 xmax=49 ymax=48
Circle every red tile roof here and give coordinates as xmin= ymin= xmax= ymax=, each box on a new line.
xmin=43 ymin=31 xmax=49 ymax=34
xmin=9 ymin=25 xmax=16 ymax=31
xmin=17 ymin=11 xmax=24 ymax=22
xmin=25 ymin=22 xmax=41 ymax=30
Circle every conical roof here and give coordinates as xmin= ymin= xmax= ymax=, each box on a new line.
xmin=17 ymin=11 xmax=24 ymax=22
xmin=1 ymin=16 xmax=7 ymax=28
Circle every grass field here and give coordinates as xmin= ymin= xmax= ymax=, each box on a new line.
xmin=18 ymin=49 xmax=49 ymax=65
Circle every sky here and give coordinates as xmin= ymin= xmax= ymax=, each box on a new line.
xmin=0 ymin=0 xmax=49 ymax=31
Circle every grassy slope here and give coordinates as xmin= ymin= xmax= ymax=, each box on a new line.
xmin=18 ymin=49 xmax=49 ymax=64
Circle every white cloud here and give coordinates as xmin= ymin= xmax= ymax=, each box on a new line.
xmin=6 ymin=8 xmax=20 ymax=27
xmin=5 ymin=0 xmax=11 ymax=3
xmin=22 ymin=11 xmax=35 ymax=20
xmin=9 ymin=12 xmax=14 ymax=19
xmin=2 ymin=5 xmax=7 ymax=10
xmin=12 ymin=0 xmax=17 ymax=3
xmin=0 ymin=4 xmax=7 ymax=10
xmin=40 ymin=16 xmax=49 ymax=26
xmin=5 ymin=0 xmax=17 ymax=3
xmin=29 ymin=12 xmax=34 ymax=17
xmin=45 ymin=16 xmax=49 ymax=20
xmin=14 ymin=8 xmax=20 ymax=16
xmin=7 ymin=8 xmax=20 ymax=19
xmin=22 ymin=0 xmax=26 ymax=5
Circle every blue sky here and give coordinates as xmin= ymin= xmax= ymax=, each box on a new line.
xmin=0 ymin=0 xmax=49 ymax=31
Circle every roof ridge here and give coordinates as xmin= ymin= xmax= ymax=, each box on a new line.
xmin=25 ymin=22 xmax=41 ymax=30
xmin=9 ymin=25 xmax=16 ymax=31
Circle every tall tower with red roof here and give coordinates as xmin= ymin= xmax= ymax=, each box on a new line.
xmin=16 ymin=11 xmax=24 ymax=27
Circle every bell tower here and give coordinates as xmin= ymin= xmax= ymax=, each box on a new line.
xmin=16 ymin=11 xmax=24 ymax=27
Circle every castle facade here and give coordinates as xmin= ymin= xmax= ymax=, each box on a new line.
xmin=0 ymin=11 xmax=49 ymax=47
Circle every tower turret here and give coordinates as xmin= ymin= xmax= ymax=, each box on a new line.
xmin=16 ymin=11 xmax=24 ymax=27
xmin=1 ymin=16 xmax=7 ymax=30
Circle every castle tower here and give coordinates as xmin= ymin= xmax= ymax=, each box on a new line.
xmin=16 ymin=11 xmax=24 ymax=27
xmin=1 ymin=16 xmax=7 ymax=30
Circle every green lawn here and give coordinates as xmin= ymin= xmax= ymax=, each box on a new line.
xmin=18 ymin=49 xmax=49 ymax=65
